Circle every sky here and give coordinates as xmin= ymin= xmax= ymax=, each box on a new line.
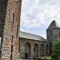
xmin=20 ymin=0 xmax=60 ymax=39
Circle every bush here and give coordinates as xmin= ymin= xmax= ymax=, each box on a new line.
xmin=51 ymin=39 xmax=60 ymax=60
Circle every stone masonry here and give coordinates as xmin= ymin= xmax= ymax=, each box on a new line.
xmin=47 ymin=20 xmax=60 ymax=42
xmin=0 ymin=0 xmax=22 ymax=60
xmin=46 ymin=20 xmax=60 ymax=54
xmin=20 ymin=38 xmax=50 ymax=58
xmin=19 ymin=31 xmax=50 ymax=59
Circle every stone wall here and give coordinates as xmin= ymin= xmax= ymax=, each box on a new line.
xmin=0 ymin=0 xmax=22 ymax=60
xmin=47 ymin=28 xmax=60 ymax=55
xmin=47 ymin=28 xmax=60 ymax=42
xmin=20 ymin=38 xmax=50 ymax=58
xmin=0 ymin=0 xmax=8 ymax=38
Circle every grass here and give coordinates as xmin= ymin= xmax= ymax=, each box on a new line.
xmin=16 ymin=56 xmax=60 ymax=60
xmin=16 ymin=56 xmax=52 ymax=60
xmin=16 ymin=58 xmax=24 ymax=60
xmin=45 ymin=56 xmax=51 ymax=60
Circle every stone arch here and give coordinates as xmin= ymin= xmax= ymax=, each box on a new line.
xmin=33 ymin=43 xmax=38 ymax=58
xmin=40 ymin=44 xmax=44 ymax=56
xmin=46 ymin=45 xmax=49 ymax=56
xmin=25 ymin=42 xmax=31 ymax=59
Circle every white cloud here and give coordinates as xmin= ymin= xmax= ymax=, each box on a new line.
xmin=21 ymin=0 xmax=60 ymax=28
xmin=20 ymin=0 xmax=60 ymax=38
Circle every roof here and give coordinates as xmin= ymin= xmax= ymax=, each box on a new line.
xmin=19 ymin=31 xmax=47 ymax=41
xmin=47 ymin=20 xmax=60 ymax=29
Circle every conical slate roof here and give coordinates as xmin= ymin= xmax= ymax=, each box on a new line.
xmin=47 ymin=20 xmax=60 ymax=29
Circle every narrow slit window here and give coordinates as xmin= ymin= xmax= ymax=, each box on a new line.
xmin=10 ymin=45 xmax=13 ymax=60
xmin=12 ymin=35 xmax=13 ymax=43
xmin=13 ymin=13 xmax=14 ymax=23
xmin=50 ymin=31 xmax=53 ymax=36
xmin=16 ymin=25 xmax=18 ymax=37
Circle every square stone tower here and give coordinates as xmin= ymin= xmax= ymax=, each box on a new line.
xmin=46 ymin=20 xmax=60 ymax=55
xmin=0 ymin=0 xmax=22 ymax=60
xmin=46 ymin=20 xmax=60 ymax=42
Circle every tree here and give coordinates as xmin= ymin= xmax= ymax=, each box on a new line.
xmin=51 ymin=39 xmax=60 ymax=60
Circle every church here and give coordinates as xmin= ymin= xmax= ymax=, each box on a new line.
xmin=19 ymin=20 xmax=60 ymax=59
xmin=19 ymin=31 xmax=50 ymax=59
xmin=0 ymin=0 xmax=60 ymax=60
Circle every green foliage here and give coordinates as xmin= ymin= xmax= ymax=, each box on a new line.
xmin=51 ymin=39 xmax=60 ymax=60
xmin=45 ymin=56 xmax=51 ymax=60
xmin=16 ymin=58 xmax=24 ymax=60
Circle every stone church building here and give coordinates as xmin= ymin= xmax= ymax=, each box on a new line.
xmin=0 ymin=0 xmax=60 ymax=60
xmin=19 ymin=31 xmax=50 ymax=59
xmin=19 ymin=20 xmax=60 ymax=59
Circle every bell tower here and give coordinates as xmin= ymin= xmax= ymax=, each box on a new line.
xmin=0 ymin=0 xmax=22 ymax=60
xmin=47 ymin=20 xmax=60 ymax=42
xmin=46 ymin=20 xmax=60 ymax=55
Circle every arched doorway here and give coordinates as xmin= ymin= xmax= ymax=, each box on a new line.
xmin=33 ymin=43 xmax=38 ymax=58
xmin=25 ymin=42 xmax=31 ymax=59
xmin=40 ymin=44 xmax=44 ymax=56
xmin=46 ymin=45 xmax=49 ymax=56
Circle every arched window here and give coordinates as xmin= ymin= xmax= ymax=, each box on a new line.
xmin=46 ymin=45 xmax=49 ymax=56
xmin=25 ymin=42 xmax=31 ymax=59
xmin=50 ymin=31 xmax=53 ymax=36
xmin=40 ymin=44 xmax=44 ymax=56
xmin=33 ymin=43 xmax=38 ymax=57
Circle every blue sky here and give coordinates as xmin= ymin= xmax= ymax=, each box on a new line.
xmin=20 ymin=0 xmax=60 ymax=39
